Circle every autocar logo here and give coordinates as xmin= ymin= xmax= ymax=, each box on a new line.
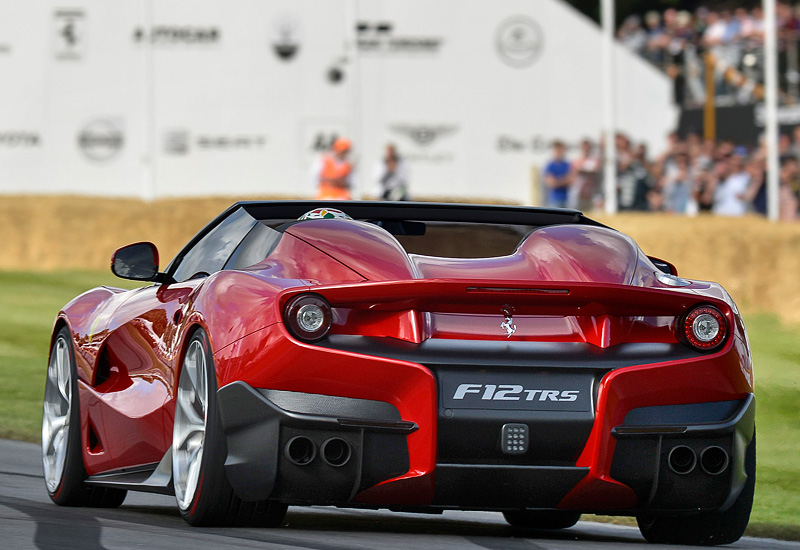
xmin=389 ymin=124 xmax=458 ymax=147
xmin=452 ymin=384 xmax=579 ymax=402
xmin=54 ymin=8 xmax=85 ymax=60
xmin=496 ymin=16 xmax=544 ymax=68
xmin=271 ymin=14 xmax=300 ymax=61
xmin=78 ymin=119 xmax=124 ymax=163
xmin=133 ymin=26 xmax=220 ymax=45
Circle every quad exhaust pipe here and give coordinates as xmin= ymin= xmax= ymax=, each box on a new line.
xmin=284 ymin=436 xmax=353 ymax=467
xmin=667 ymin=445 xmax=696 ymax=474
xmin=321 ymin=437 xmax=352 ymax=467
xmin=667 ymin=445 xmax=729 ymax=475
xmin=700 ymin=446 xmax=729 ymax=475
xmin=285 ymin=436 xmax=316 ymax=466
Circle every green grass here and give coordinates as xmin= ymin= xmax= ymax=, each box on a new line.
xmin=0 ymin=271 xmax=140 ymax=440
xmin=0 ymin=272 xmax=798 ymax=536
xmin=745 ymin=314 xmax=800 ymax=531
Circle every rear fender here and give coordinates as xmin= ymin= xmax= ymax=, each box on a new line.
xmin=59 ymin=286 xmax=131 ymax=384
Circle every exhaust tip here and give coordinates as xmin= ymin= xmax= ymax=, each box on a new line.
xmin=285 ymin=436 xmax=316 ymax=466
xmin=667 ymin=445 xmax=697 ymax=475
xmin=321 ymin=437 xmax=352 ymax=467
xmin=700 ymin=446 xmax=729 ymax=475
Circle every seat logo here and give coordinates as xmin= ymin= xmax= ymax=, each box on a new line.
xmin=452 ymin=384 xmax=579 ymax=402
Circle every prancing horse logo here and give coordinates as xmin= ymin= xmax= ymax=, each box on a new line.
xmin=500 ymin=307 xmax=517 ymax=338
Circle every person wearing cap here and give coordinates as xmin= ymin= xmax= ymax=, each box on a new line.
xmin=312 ymin=137 xmax=354 ymax=200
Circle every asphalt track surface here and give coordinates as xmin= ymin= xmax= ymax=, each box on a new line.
xmin=1 ymin=440 xmax=797 ymax=550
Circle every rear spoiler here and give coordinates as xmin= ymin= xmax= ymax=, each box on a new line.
xmin=279 ymin=280 xmax=728 ymax=318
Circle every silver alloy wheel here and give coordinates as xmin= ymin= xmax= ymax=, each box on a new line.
xmin=173 ymin=339 xmax=209 ymax=511
xmin=42 ymin=336 xmax=72 ymax=493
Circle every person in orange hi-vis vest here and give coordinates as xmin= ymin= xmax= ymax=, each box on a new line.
xmin=312 ymin=137 xmax=354 ymax=200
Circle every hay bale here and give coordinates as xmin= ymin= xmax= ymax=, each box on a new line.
xmin=2 ymin=196 xmax=798 ymax=324
xmin=593 ymin=213 xmax=800 ymax=325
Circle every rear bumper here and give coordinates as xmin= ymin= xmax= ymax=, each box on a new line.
xmin=610 ymin=393 xmax=755 ymax=513
xmin=217 ymin=380 xmax=754 ymax=513
xmin=429 ymin=394 xmax=754 ymax=511
xmin=217 ymin=381 xmax=416 ymax=503
xmin=214 ymin=324 xmax=754 ymax=513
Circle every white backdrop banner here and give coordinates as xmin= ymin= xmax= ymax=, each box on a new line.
xmin=0 ymin=0 xmax=677 ymax=204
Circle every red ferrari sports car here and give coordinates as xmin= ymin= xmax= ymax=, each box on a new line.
xmin=43 ymin=201 xmax=755 ymax=545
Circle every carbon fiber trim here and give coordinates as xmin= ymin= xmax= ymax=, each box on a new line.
xmin=256 ymin=388 xmax=401 ymax=421
xmin=620 ymin=399 xmax=745 ymax=427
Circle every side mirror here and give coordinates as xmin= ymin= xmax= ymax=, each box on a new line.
xmin=111 ymin=242 xmax=160 ymax=281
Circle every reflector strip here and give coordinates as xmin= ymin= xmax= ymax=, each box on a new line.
xmin=613 ymin=426 xmax=688 ymax=436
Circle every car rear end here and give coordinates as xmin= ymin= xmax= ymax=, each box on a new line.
xmin=214 ymin=277 xmax=754 ymax=518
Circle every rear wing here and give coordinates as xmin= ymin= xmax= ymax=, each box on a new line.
xmin=275 ymin=280 xmax=733 ymax=348
xmin=280 ymin=279 xmax=728 ymax=318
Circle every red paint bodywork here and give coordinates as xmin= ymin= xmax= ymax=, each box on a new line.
xmin=53 ymin=215 xmax=753 ymax=509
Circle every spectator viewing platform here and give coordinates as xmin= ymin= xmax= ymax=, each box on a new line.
xmin=614 ymin=2 xmax=800 ymax=108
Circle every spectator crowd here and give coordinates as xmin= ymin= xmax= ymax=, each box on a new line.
xmin=616 ymin=3 xmax=800 ymax=105
xmin=543 ymin=131 xmax=800 ymax=222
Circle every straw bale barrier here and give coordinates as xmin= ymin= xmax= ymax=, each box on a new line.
xmin=2 ymin=195 xmax=799 ymax=324
xmin=593 ymin=213 xmax=800 ymax=325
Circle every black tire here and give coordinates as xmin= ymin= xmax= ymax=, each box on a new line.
xmin=42 ymin=327 xmax=127 ymax=508
xmin=636 ymin=429 xmax=756 ymax=546
xmin=503 ymin=510 xmax=581 ymax=530
xmin=172 ymin=328 xmax=288 ymax=527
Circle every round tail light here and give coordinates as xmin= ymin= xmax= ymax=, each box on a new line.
xmin=284 ymin=294 xmax=332 ymax=342
xmin=682 ymin=305 xmax=728 ymax=351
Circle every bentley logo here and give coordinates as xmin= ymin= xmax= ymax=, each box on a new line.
xmin=389 ymin=124 xmax=458 ymax=147
xmin=500 ymin=307 xmax=517 ymax=338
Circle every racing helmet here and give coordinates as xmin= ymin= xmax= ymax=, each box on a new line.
xmin=297 ymin=208 xmax=353 ymax=221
